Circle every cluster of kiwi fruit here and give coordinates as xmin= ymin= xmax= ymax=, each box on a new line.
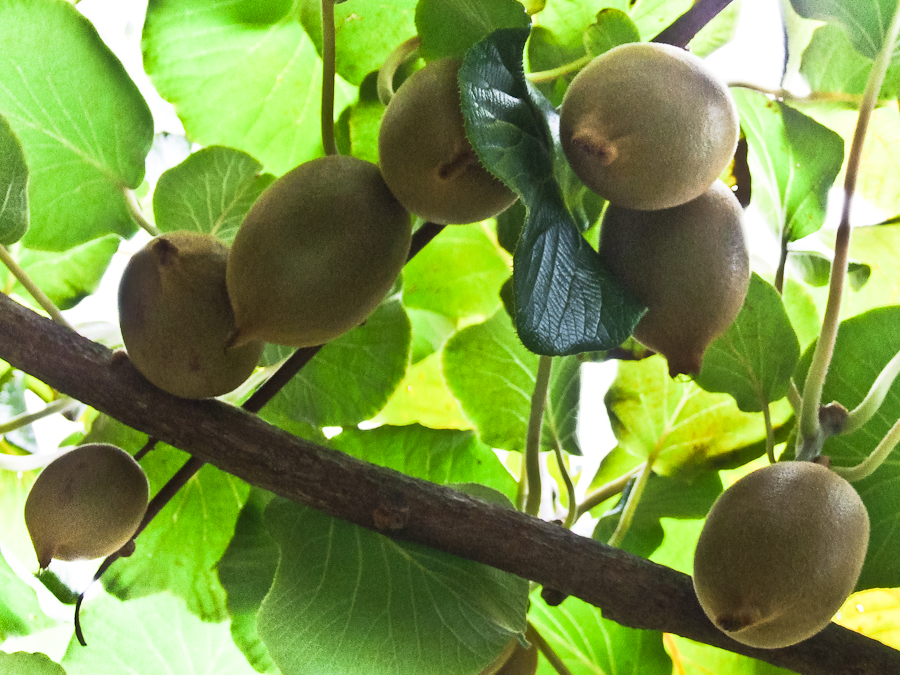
xmin=559 ymin=41 xmax=748 ymax=376
xmin=693 ymin=461 xmax=869 ymax=648
xmin=24 ymin=443 xmax=149 ymax=569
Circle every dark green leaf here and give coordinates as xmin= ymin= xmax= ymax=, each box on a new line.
xmin=459 ymin=28 xmax=644 ymax=355
xmin=789 ymin=250 xmax=872 ymax=291
xmin=416 ymin=0 xmax=530 ymax=61
xmin=153 ymin=146 xmax=275 ymax=244
xmin=258 ymin=500 xmax=529 ymax=675
xmin=790 ymin=0 xmax=900 ymax=63
xmin=0 ymin=0 xmax=152 ymax=250
xmin=695 ymin=273 xmax=801 ymax=412
xmin=0 ymin=113 xmax=28 ymax=245
xmin=583 ymin=8 xmax=640 ymax=57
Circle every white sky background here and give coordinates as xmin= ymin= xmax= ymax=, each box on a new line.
xmin=28 ymin=0 xmax=792 ymax=502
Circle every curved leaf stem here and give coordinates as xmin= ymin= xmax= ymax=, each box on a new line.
xmin=552 ymin=442 xmax=577 ymax=529
xmin=376 ymin=35 xmax=421 ymax=106
xmin=725 ymin=81 xmax=894 ymax=107
xmin=843 ymin=349 xmax=900 ymax=435
xmin=524 ymin=356 xmax=554 ymax=517
xmin=124 ymin=189 xmax=160 ymax=237
xmin=831 ymin=415 xmax=900 ymax=483
xmin=528 ymin=622 xmax=574 ymax=675
xmin=606 ymin=458 xmax=654 ymax=548
xmin=321 ymin=0 xmax=338 ymax=156
xmin=575 ymin=464 xmax=643 ymax=519
xmin=797 ymin=1 xmax=900 ymax=455
xmin=763 ymin=400 xmax=775 ymax=464
xmin=0 ymin=244 xmax=73 ymax=330
xmin=0 ymin=396 xmax=76 ymax=436
xmin=526 ymin=55 xmax=591 ymax=84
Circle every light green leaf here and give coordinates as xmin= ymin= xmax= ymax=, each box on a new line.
xmin=790 ymin=0 xmax=900 ymax=63
xmin=329 ymin=424 xmax=518 ymax=502
xmin=583 ymin=8 xmax=640 ymax=57
xmin=407 ymin=307 xmax=457 ymax=363
xmin=689 ymin=0 xmax=743 ymax=57
xmin=733 ymin=88 xmax=844 ymax=243
xmin=529 ymin=590 xmax=671 ymax=675
xmin=402 ymin=223 xmax=511 ymax=322
xmin=153 ymin=146 xmax=275 ymax=245
xmin=665 ymin=635 xmax=797 ymax=674
xmin=0 ymin=652 xmax=66 ymax=675
xmin=783 ymin=278 xmax=821 ymax=352
xmin=789 ymin=250 xmax=871 ymax=291
xmin=83 ymin=415 xmax=249 ymax=621
xmin=62 ymin=592 xmax=259 ymax=675
xmin=0 ymin=0 xmax=152 ymax=250
xmin=801 ymin=23 xmax=900 ymax=97
xmin=795 ymin=306 xmax=900 ymax=590
xmin=443 ymin=310 xmax=582 ymax=454
xmin=0 ymin=548 xmax=57 ymax=640
xmin=695 ymin=274 xmax=801 ymax=412
xmin=0 ymin=113 xmax=28 ymax=245
xmin=9 ymin=235 xmax=121 ymax=311
xmin=261 ymin=297 xmax=411 ymax=428
xmin=144 ymin=1 xmax=352 ymax=175
xmin=605 ymin=355 xmax=794 ymax=479
xmin=258 ymin=500 xmax=529 ymax=675
xmin=416 ymin=0 xmax=531 ymax=61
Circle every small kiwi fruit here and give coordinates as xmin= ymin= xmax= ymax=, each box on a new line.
xmin=693 ymin=461 xmax=870 ymax=649
xmin=479 ymin=626 xmax=539 ymax=675
xmin=598 ymin=180 xmax=749 ymax=377
xmin=118 ymin=231 xmax=264 ymax=399
xmin=378 ymin=57 xmax=518 ymax=225
xmin=25 ymin=443 xmax=149 ymax=569
xmin=226 ymin=154 xmax=412 ymax=348
xmin=560 ymin=42 xmax=738 ymax=211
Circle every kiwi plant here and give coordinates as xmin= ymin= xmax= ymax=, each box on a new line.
xmin=4 ymin=1 xmax=900 ymax=673
xmin=24 ymin=444 xmax=149 ymax=569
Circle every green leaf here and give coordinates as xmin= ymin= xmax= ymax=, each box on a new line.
xmin=258 ymin=500 xmax=529 ymax=675
xmin=529 ymin=590 xmax=671 ymax=675
xmin=416 ymin=0 xmax=531 ymax=61
xmin=407 ymin=307 xmax=457 ymax=363
xmin=665 ymin=635 xmax=797 ymax=674
xmin=592 ymin=471 xmax=723 ymax=558
xmin=583 ymin=9 xmax=640 ymax=57
xmin=345 ymin=76 xmax=383 ymax=165
xmin=0 ymin=549 xmax=57 ymax=640
xmin=83 ymin=415 xmax=249 ymax=621
xmin=261 ymin=297 xmax=411 ymax=428
xmin=733 ymin=88 xmax=844 ymax=243
xmin=801 ymin=23 xmax=900 ymax=97
xmin=0 ymin=113 xmax=28 ymax=245
xmin=402 ymin=223 xmax=511 ymax=322
xmin=143 ymin=1 xmax=353 ymax=175
xmin=300 ymin=0 xmax=418 ymax=86
xmin=795 ymin=306 xmax=900 ymax=590
xmin=783 ymin=278 xmax=821 ymax=352
xmin=0 ymin=652 xmax=66 ymax=675
xmin=689 ymin=0 xmax=743 ymax=57
xmin=329 ymin=424 xmax=518 ymax=502
xmin=443 ymin=309 xmax=582 ymax=454
xmin=153 ymin=146 xmax=275 ymax=245
xmin=9 ymin=235 xmax=121 ymax=311
xmin=62 ymin=592 xmax=259 ymax=674
xmin=694 ymin=273 xmax=801 ymax=413
xmin=605 ymin=355 xmax=794 ymax=479
xmin=789 ymin=250 xmax=871 ymax=291
xmin=0 ymin=0 xmax=152 ymax=250
xmin=459 ymin=28 xmax=644 ymax=355
xmin=789 ymin=0 xmax=900 ymax=63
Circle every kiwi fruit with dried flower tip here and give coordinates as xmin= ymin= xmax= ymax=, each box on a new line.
xmin=25 ymin=444 xmax=149 ymax=569
xmin=560 ymin=41 xmax=738 ymax=211
xmin=226 ymin=154 xmax=412 ymax=348
xmin=598 ymin=180 xmax=749 ymax=377
xmin=378 ymin=57 xmax=517 ymax=225
xmin=118 ymin=231 xmax=264 ymax=399
xmin=693 ymin=461 xmax=869 ymax=649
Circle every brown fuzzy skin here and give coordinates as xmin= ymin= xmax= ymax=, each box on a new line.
xmin=560 ymin=42 xmax=738 ymax=211
xmin=25 ymin=444 xmax=149 ymax=569
xmin=226 ymin=155 xmax=412 ymax=348
xmin=693 ymin=461 xmax=870 ymax=649
xmin=378 ymin=57 xmax=517 ymax=225
xmin=118 ymin=231 xmax=264 ymax=399
xmin=598 ymin=180 xmax=749 ymax=377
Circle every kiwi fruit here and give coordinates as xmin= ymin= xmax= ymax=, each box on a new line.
xmin=693 ymin=461 xmax=869 ymax=649
xmin=378 ymin=57 xmax=518 ymax=225
xmin=479 ymin=626 xmax=539 ymax=675
xmin=25 ymin=443 xmax=149 ymax=569
xmin=598 ymin=180 xmax=749 ymax=377
xmin=560 ymin=42 xmax=739 ymax=211
xmin=118 ymin=231 xmax=264 ymax=399
xmin=226 ymin=154 xmax=412 ymax=348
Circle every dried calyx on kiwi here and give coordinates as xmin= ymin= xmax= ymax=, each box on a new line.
xmin=25 ymin=443 xmax=149 ymax=569
xmin=118 ymin=230 xmax=264 ymax=399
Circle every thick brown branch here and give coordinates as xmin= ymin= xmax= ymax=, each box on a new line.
xmin=1 ymin=292 xmax=897 ymax=675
